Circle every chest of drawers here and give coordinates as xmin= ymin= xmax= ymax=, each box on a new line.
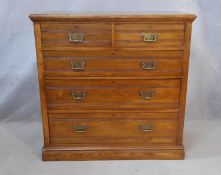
xmin=29 ymin=12 xmax=196 ymax=160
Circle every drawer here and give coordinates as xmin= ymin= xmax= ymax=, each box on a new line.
xmin=49 ymin=118 xmax=178 ymax=144
xmin=115 ymin=23 xmax=185 ymax=50
xmin=43 ymin=56 xmax=182 ymax=78
xmin=41 ymin=23 xmax=112 ymax=49
xmin=43 ymin=50 xmax=183 ymax=77
xmin=46 ymin=79 xmax=181 ymax=110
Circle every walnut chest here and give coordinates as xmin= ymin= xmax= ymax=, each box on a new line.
xmin=29 ymin=12 xmax=196 ymax=160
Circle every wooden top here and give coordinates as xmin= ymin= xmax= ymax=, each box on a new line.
xmin=29 ymin=12 xmax=196 ymax=22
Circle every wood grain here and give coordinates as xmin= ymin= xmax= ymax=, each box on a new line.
xmin=42 ymin=146 xmax=184 ymax=160
xmin=30 ymin=12 xmax=196 ymax=160
xmin=177 ymin=22 xmax=193 ymax=144
xmin=48 ymin=112 xmax=178 ymax=119
xmin=33 ymin=23 xmax=50 ymax=145
xmin=43 ymin=57 xmax=182 ymax=77
xmin=49 ymin=118 xmax=177 ymax=137
xmin=29 ymin=12 xmax=196 ymax=22
xmin=41 ymin=23 xmax=112 ymax=49
xmin=115 ymin=23 xmax=184 ymax=50
xmin=45 ymin=79 xmax=181 ymax=110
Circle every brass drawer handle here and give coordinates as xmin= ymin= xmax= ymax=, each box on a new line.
xmin=139 ymin=124 xmax=154 ymax=132
xmin=139 ymin=91 xmax=155 ymax=100
xmin=71 ymin=92 xmax=87 ymax=100
xmin=141 ymin=62 xmax=156 ymax=70
xmin=70 ymin=62 xmax=86 ymax=71
xmin=73 ymin=125 xmax=88 ymax=132
xmin=141 ymin=32 xmax=158 ymax=42
xmin=68 ymin=32 xmax=84 ymax=43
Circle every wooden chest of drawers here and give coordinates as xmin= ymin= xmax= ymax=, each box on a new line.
xmin=29 ymin=12 xmax=196 ymax=160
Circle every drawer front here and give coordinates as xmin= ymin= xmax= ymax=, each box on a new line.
xmin=49 ymin=118 xmax=178 ymax=144
xmin=115 ymin=23 xmax=185 ymax=50
xmin=41 ymin=23 xmax=112 ymax=49
xmin=46 ymin=79 xmax=180 ymax=110
xmin=44 ymin=57 xmax=182 ymax=77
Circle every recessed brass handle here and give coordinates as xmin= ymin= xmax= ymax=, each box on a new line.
xmin=73 ymin=125 xmax=88 ymax=132
xmin=70 ymin=62 xmax=86 ymax=71
xmin=71 ymin=92 xmax=87 ymax=100
xmin=141 ymin=62 xmax=156 ymax=70
xmin=139 ymin=124 xmax=154 ymax=132
xmin=139 ymin=91 xmax=155 ymax=100
xmin=141 ymin=32 xmax=158 ymax=42
xmin=68 ymin=32 xmax=84 ymax=43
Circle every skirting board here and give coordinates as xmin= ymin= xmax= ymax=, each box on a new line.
xmin=42 ymin=145 xmax=185 ymax=160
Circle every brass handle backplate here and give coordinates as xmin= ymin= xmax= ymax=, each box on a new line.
xmin=71 ymin=92 xmax=87 ymax=100
xmin=68 ymin=32 xmax=84 ymax=43
xmin=141 ymin=62 xmax=156 ymax=70
xmin=139 ymin=91 xmax=155 ymax=100
xmin=70 ymin=62 xmax=86 ymax=71
xmin=139 ymin=124 xmax=154 ymax=132
xmin=73 ymin=125 xmax=88 ymax=132
xmin=141 ymin=32 xmax=158 ymax=42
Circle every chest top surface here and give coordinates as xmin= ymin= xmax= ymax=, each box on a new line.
xmin=29 ymin=11 xmax=196 ymax=22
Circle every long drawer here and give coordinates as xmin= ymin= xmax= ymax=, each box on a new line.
xmin=43 ymin=50 xmax=183 ymax=77
xmin=44 ymin=58 xmax=182 ymax=78
xmin=49 ymin=117 xmax=178 ymax=144
xmin=46 ymin=79 xmax=181 ymax=110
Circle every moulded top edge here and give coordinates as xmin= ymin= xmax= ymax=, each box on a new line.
xmin=29 ymin=12 xmax=197 ymax=22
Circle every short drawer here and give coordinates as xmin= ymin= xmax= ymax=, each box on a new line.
xmin=41 ymin=23 xmax=112 ymax=49
xmin=115 ymin=23 xmax=185 ymax=50
xmin=49 ymin=118 xmax=178 ymax=144
xmin=46 ymin=79 xmax=181 ymax=110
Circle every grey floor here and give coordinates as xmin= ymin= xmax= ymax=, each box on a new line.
xmin=0 ymin=119 xmax=220 ymax=175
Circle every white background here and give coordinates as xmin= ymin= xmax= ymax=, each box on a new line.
xmin=0 ymin=0 xmax=221 ymax=175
